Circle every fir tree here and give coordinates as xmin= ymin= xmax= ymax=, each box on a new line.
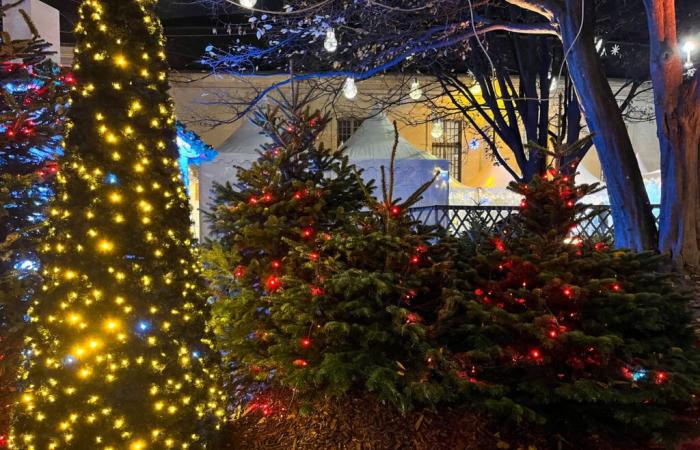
xmin=205 ymin=105 xmax=462 ymax=411
xmin=440 ymin=162 xmax=700 ymax=444
xmin=0 ymin=4 xmax=69 ymax=444
xmin=11 ymin=1 xmax=222 ymax=448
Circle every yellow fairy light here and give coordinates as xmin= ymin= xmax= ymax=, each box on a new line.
xmin=130 ymin=439 xmax=147 ymax=450
xmin=104 ymin=319 xmax=121 ymax=332
xmin=114 ymin=55 xmax=128 ymax=67
xmin=98 ymin=240 xmax=114 ymax=252
xmin=109 ymin=192 xmax=122 ymax=203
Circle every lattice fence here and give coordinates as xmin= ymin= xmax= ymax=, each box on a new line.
xmin=409 ymin=205 xmax=661 ymax=242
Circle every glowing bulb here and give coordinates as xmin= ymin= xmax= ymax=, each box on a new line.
xmin=343 ymin=77 xmax=357 ymax=100
xmin=114 ymin=55 xmax=127 ymax=67
xmin=324 ymin=28 xmax=338 ymax=53
xmin=683 ymin=39 xmax=696 ymax=68
xmin=409 ymin=79 xmax=423 ymax=100
xmin=239 ymin=0 xmax=257 ymax=8
xmin=98 ymin=240 xmax=114 ymax=252
xmin=431 ymin=120 xmax=444 ymax=139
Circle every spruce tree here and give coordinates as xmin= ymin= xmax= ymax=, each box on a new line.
xmin=440 ymin=166 xmax=700 ymax=444
xmin=0 ymin=4 xmax=69 ymax=444
xmin=11 ymin=1 xmax=222 ymax=448
xmin=205 ymin=105 xmax=462 ymax=411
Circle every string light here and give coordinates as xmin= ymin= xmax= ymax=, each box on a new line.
xmin=343 ymin=77 xmax=357 ymax=100
xmin=408 ymin=78 xmax=422 ymax=100
xmin=683 ymin=39 xmax=695 ymax=69
xmin=10 ymin=0 xmax=224 ymax=448
xmin=324 ymin=28 xmax=338 ymax=53
xmin=431 ymin=119 xmax=444 ymax=139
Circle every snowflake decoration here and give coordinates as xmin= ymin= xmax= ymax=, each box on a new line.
xmin=611 ymin=44 xmax=621 ymax=56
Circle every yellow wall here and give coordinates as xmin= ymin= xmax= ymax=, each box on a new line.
xmin=170 ymin=72 xmax=611 ymax=187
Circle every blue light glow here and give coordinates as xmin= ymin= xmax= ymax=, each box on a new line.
xmin=632 ymin=369 xmax=647 ymax=381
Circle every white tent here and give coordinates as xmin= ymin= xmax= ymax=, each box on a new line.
xmin=342 ymin=114 xmax=449 ymax=207
xmin=198 ymin=119 xmax=271 ymax=236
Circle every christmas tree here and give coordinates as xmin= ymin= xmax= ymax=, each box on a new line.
xmin=206 ymin=103 xmax=462 ymax=412
xmin=439 ymin=165 xmax=700 ymax=444
xmin=0 ymin=4 xmax=69 ymax=445
xmin=11 ymin=1 xmax=222 ymax=448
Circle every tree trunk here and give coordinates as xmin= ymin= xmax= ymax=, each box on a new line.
xmin=557 ymin=0 xmax=658 ymax=251
xmin=644 ymin=0 xmax=700 ymax=269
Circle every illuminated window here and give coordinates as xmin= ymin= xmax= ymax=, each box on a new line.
xmin=431 ymin=120 xmax=463 ymax=181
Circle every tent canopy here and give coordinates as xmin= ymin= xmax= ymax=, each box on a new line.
xmin=218 ymin=118 xmax=271 ymax=155
xmin=342 ymin=113 xmax=438 ymax=160
xmin=341 ymin=113 xmax=449 ymax=207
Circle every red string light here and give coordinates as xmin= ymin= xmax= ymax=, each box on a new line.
xmin=310 ymin=286 xmax=324 ymax=296
xmin=293 ymin=359 xmax=308 ymax=367
xmin=300 ymin=338 xmax=311 ymax=348
xmin=265 ymin=275 xmax=281 ymax=291
xmin=302 ymin=227 xmax=314 ymax=239
xmin=655 ymin=371 xmax=668 ymax=384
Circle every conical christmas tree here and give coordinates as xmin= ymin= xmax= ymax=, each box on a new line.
xmin=11 ymin=1 xmax=222 ymax=448
xmin=0 ymin=4 xmax=70 ymax=444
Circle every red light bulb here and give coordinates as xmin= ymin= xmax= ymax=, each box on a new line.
xmin=271 ymin=260 xmax=281 ymax=269
xmin=265 ymin=275 xmax=281 ymax=291
xmin=293 ymin=359 xmax=308 ymax=367
xmin=300 ymin=338 xmax=311 ymax=348
xmin=302 ymin=227 xmax=314 ymax=238
xmin=655 ymin=371 xmax=668 ymax=384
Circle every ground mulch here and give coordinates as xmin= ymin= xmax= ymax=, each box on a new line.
xmin=217 ymin=388 xmax=688 ymax=450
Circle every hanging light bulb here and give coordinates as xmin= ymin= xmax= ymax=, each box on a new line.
xmin=240 ymin=0 xmax=257 ymax=8
xmin=343 ymin=77 xmax=357 ymax=100
xmin=431 ymin=120 xmax=444 ymax=139
xmin=409 ymin=78 xmax=423 ymax=100
xmin=324 ymin=28 xmax=338 ymax=53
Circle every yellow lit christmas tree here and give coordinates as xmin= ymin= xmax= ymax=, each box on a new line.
xmin=10 ymin=0 xmax=223 ymax=448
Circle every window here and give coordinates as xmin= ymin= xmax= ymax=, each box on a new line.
xmin=431 ymin=119 xmax=463 ymax=181
xmin=337 ymin=118 xmax=364 ymax=148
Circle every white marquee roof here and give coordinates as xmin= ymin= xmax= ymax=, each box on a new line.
xmin=342 ymin=113 xmax=439 ymax=161
xmin=218 ymin=118 xmax=271 ymax=155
